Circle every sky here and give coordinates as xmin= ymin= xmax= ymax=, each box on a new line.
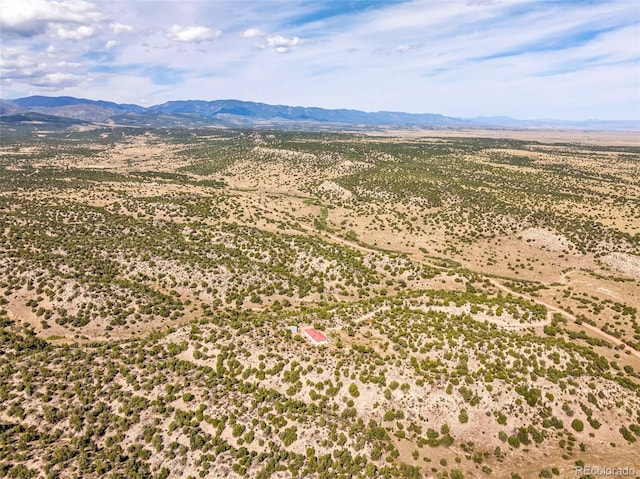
xmin=1 ymin=0 xmax=639 ymax=120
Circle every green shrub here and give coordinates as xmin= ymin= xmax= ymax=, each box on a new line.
xmin=571 ymin=419 xmax=584 ymax=432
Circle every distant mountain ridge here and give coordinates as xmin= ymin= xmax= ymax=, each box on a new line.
xmin=147 ymin=99 xmax=468 ymax=127
xmin=1 ymin=95 xmax=638 ymax=131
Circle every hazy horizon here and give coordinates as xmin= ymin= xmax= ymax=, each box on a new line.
xmin=4 ymin=93 xmax=640 ymax=124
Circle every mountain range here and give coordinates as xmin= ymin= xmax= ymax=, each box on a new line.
xmin=1 ymin=96 xmax=638 ymax=131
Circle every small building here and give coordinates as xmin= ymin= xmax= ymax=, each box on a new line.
xmin=304 ymin=327 xmax=329 ymax=346
xmin=284 ymin=325 xmax=298 ymax=334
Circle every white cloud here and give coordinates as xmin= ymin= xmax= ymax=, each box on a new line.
xmin=110 ymin=22 xmax=133 ymax=34
xmin=396 ymin=44 xmax=421 ymax=53
xmin=0 ymin=50 xmax=46 ymax=80
xmin=1 ymin=28 xmax=89 ymax=90
xmin=104 ymin=40 xmax=118 ymax=50
xmin=56 ymin=61 xmax=80 ymax=68
xmin=267 ymin=34 xmax=300 ymax=48
xmin=54 ymin=25 xmax=95 ymax=40
xmin=31 ymin=72 xmax=84 ymax=87
xmin=254 ymin=33 xmax=302 ymax=53
xmin=166 ymin=25 xmax=221 ymax=43
xmin=0 ymin=0 xmax=105 ymax=37
xmin=241 ymin=28 xmax=264 ymax=38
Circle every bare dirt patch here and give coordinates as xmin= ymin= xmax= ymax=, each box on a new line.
xmin=601 ymin=252 xmax=640 ymax=279
xmin=314 ymin=180 xmax=354 ymax=202
xmin=521 ymin=227 xmax=575 ymax=252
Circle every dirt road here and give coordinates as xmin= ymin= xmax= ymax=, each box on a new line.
xmin=260 ymin=191 xmax=640 ymax=361
xmin=488 ymin=278 xmax=640 ymax=361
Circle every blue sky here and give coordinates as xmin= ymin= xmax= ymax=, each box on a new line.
xmin=1 ymin=0 xmax=639 ymax=120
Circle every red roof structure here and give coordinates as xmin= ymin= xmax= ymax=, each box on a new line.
xmin=304 ymin=327 xmax=328 ymax=344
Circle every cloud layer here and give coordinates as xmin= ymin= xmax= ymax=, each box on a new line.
xmin=1 ymin=0 xmax=638 ymax=120
xmin=166 ymin=25 xmax=221 ymax=43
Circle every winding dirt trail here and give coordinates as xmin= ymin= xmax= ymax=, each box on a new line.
xmin=298 ymin=224 xmax=382 ymax=255
xmin=354 ymin=306 xmax=390 ymax=323
xmin=488 ymin=278 xmax=640 ymax=360
xmin=264 ymin=192 xmax=640 ymax=361
xmin=311 ymin=221 xmax=640 ymax=360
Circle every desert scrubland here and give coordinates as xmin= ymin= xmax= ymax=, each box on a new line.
xmin=0 ymin=124 xmax=639 ymax=478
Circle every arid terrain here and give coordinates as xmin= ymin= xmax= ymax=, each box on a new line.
xmin=1 ymin=124 xmax=639 ymax=479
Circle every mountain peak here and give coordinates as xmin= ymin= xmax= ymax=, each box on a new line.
xmin=1 ymin=96 xmax=638 ymax=131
